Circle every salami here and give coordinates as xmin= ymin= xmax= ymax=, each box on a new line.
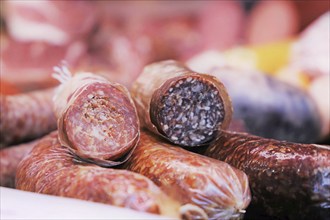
xmin=204 ymin=131 xmax=330 ymax=219
xmin=15 ymin=132 xmax=186 ymax=218
xmin=125 ymin=131 xmax=251 ymax=220
xmin=0 ymin=88 xmax=57 ymax=147
xmin=52 ymin=65 xmax=139 ymax=167
xmin=0 ymin=139 xmax=39 ymax=188
xmin=131 ymin=60 xmax=232 ymax=147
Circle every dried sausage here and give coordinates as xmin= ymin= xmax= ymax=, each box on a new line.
xmin=204 ymin=131 xmax=330 ymax=219
xmin=0 ymin=88 xmax=57 ymax=147
xmin=131 ymin=60 xmax=232 ymax=147
xmin=52 ymin=66 xmax=139 ymax=167
xmin=0 ymin=138 xmax=39 ymax=188
xmin=125 ymin=131 xmax=251 ymax=220
xmin=16 ymin=131 xmax=187 ymax=218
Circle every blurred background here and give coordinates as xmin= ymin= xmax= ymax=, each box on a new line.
xmin=0 ymin=0 xmax=329 ymax=144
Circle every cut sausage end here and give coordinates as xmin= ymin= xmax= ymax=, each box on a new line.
xmin=63 ymin=83 xmax=139 ymax=160
xmin=152 ymin=76 xmax=225 ymax=146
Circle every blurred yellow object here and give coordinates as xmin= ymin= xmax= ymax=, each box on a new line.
xmin=223 ymin=39 xmax=294 ymax=74
xmin=251 ymin=39 xmax=294 ymax=74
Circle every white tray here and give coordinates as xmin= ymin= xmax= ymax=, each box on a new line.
xmin=0 ymin=187 xmax=176 ymax=220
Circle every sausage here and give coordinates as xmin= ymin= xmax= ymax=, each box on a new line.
xmin=131 ymin=60 xmax=232 ymax=147
xmin=0 ymin=138 xmax=39 ymax=188
xmin=52 ymin=66 xmax=139 ymax=167
xmin=0 ymin=88 xmax=57 ymax=147
xmin=15 ymin=131 xmax=189 ymax=218
xmin=204 ymin=131 xmax=330 ymax=219
xmin=217 ymin=67 xmax=321 ymax=143
xmin=124 ymin=131 xmax=251 ymax=220
xmin=187 ymin=59 xmax=322 ymax=143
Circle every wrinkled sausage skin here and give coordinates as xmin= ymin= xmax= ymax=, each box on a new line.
xmin=15 ymin=132 xmax=182 ymax=218
xmin=131 ymin=60 xmax=232 ymax=147
xmin=125 ymin=131 xmax=251 ymax=220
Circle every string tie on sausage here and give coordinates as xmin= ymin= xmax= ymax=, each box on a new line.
xmin=52 ymin=62 xmax=72 ymax=84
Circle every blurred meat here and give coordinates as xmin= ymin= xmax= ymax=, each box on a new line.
xmin=86 ymin=27 xmax=151 ymax=88
xmin=1 ymin=0 xmax=328 ymax=95
xmin=0 ymin=80 xmax=20 ymax=95
xmin=0 ymin=35 xmax=86 ymax=91
xmin=197 ymin=0 xmax=245 ymax=51
xmin=90 ymin=0 xmax=247 ymax=79
xmin=87 ymin=4 xmax=201 ymax=87
xmin=3 ymin=0 xmax=98 ymax=45
xmin=138 ymin=16 xmax=202 ymax=61
xmin=0 ymin=1 xmax=245 ymax=89
xmin=245 ymin=0 xmax=299 ymax=45
xmin=0 ymin=1 xmax=98 ymax=91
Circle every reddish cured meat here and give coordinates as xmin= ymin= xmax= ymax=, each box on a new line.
xmin=15 ymin=132 xmax=182 ymax=218
xmin=0 ymin=80 xmax=20 ymax=95
xmin=3 ymin=1 xmax=97 ymax=45
xmin=52 ymin=66 xmax=139 ymax=167
xmin=245 ymin=0 xmax=299 ymax=45
xmin=0 ymin=88 xmax=57 ymax=147
xmin=125 ymin=131 xmax=251 ymax=220
xmin=0 ymin=138 xmax=39 ymax=188
xmin=131 ymin=60 xmax=232 ymax=147
xmin=0 ymin=34 xmax=86 ymax=92
xmin=197 ymin=0 xmax=245 ymax=51
xmin=204 ymin=131 xmax=330 ymax=219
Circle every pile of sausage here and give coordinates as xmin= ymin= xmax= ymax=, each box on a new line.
xmin=1 ymin=60 xmax=329 ymax=220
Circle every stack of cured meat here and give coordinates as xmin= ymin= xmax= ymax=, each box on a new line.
xmin=1 ymin=1 xmax=329 ymax=220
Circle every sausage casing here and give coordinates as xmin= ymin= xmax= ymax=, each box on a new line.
xmin=0 ymin=88 xmax=56 ymax=147
xmin=204 ymin=131 xmax=330 ymax=219
xmin=53 ymin=67 xmax=139 ymax=167
xmin=0 ymin=138 xmax=39 ymax=188
xmin=131 ymin=60 xmax=232 ymax=147
xmin=125 ymin=131 xmax=251 ymax=220
xmin=15 ymin=131 xmax=182 ymax=218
